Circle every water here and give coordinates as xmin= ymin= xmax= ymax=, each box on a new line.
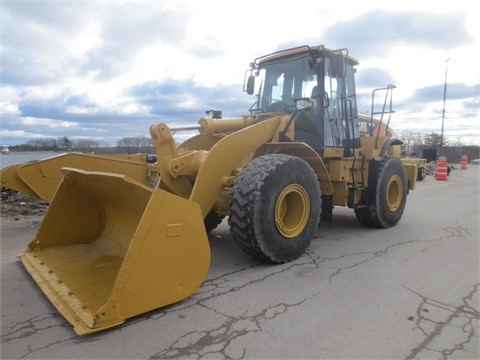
xmin=0 ymin=152 xmax=64 ymax=170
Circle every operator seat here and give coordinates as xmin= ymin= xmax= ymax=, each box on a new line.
xmin=293 ymin=86 xmax=323 ymax=150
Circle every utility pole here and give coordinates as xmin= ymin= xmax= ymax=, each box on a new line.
xmin=439 ymin=58 xmax=450 ymax=157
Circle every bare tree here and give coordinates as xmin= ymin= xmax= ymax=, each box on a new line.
xmin=26 ymin=138 xmax=58 ymax=150
xmin=450 ymin=137 xmax=466 ymax=147
xmin=400 ymin=130 xmax=426 ymax=156
xmin=60 ymin=136 xmax=72 ymax=151
xmin=74 ymin=139 xmax=100 ymax=153
xmin=117 ymin=136 xmax=153 ymax=154
xmin=424 ymin=132 xmax=448 ymax=149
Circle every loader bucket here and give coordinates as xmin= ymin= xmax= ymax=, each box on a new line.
xmin=17 ymin=168 xmax=210 ymax=335
xmin=1 ymin=152 xmax=156 ymax=201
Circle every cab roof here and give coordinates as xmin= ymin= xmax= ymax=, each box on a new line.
xmin=254 ymin=45 xmax=359 ymax=67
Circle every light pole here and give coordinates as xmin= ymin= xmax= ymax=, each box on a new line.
xmin=439 ymin=58 xmax=450 ymax=157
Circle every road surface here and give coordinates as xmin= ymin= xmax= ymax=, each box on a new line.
xmin=1 ymin=166 xmax=479 ymax=359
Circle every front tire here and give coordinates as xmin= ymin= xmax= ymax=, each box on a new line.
xmin=228 ymin=154 xmax=321 ymax=263
xmin=355 ymin=157 xmax=407 ymax=228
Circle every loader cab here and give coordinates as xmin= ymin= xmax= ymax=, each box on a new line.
xmin=246 ymin=45 xmax=361 ymax=154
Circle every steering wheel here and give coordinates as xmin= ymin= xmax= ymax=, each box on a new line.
xmin=267 ymin=101 xmax=294 ymax=114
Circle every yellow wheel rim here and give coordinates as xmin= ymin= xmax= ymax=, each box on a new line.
xmin=386 ymin=175 xmax=403 ymax=211
xmin=275 ymin=184 xmax=310 ymax=238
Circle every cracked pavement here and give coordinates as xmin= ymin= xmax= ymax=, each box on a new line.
xmin=1 ymin=168 xmax=479 ymax=359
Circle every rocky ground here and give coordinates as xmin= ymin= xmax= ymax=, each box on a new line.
xmin=1 ymin=187 xmax=49 ymax=218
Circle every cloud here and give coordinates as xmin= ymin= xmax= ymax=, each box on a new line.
xmin=129 ymin=79 xmax=253 ymax=120
xmin=410 ymin=83 xmax=478 ymax=103
xmin=356 ymin=67 xmax=397 ymax=89
xmin=322 ymin=10 xmax=473 ymax=58
xmin=80 ymin=5 xmax=189 ymax=80
xmin=2 ymin=2 xmax=189 ymax=84
xmin=1 ymin=3 xmax=478 ymax=146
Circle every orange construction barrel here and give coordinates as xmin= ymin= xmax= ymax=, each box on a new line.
xmin=461 ymin=155 xmax=468 ymax=170
xmin=436 ymin=160 xmax=448 ymax=181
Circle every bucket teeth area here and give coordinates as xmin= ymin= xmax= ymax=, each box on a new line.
xmin=18 ymin=168 xmax=211 ymax=335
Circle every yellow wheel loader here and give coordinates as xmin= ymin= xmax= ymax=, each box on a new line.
xmin=0 ymin=45 xmax=417 ymax=335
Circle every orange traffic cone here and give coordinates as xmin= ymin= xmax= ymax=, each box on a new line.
xmin=460 ymin=155 xmax=468 ymax=170
xmin=436 ymin=160 xmax=448 ymax=181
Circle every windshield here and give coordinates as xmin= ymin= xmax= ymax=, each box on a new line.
xmin=255 ymin=53 xmax=317 ymax=113
xmin=250 ymin=49 xmax=360 ymax=150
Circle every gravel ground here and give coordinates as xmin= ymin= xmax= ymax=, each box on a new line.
xmin=0 ymin=188 xmax=49 ymax=218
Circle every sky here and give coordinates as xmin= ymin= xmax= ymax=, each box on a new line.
xmin=1 ymin=0 xmax=479 ymax=147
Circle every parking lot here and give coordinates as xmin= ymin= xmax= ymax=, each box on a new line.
xmin=1 ymin=166 xmax=479 ymax=359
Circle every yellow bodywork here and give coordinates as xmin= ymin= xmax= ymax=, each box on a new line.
xmin=402 ymin=157 xmax=427 ymax=180
xmin=1 ymin=153 xmax=156 ymax=201
xmin=17 ymin=168 xmax=209 ymax=335
xmin=11 ymin=114 xmax=291 ymax=335
xmin=0 ymin=41 xmax=418 ymax=336
xmin=358 ymin=113 xmax=397 ymax=137
xmin=3 ymin=112 xmax=416 ymax=335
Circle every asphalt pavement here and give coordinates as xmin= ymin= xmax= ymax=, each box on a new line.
xmin=1 ymin=165 xmax=479 ymax=359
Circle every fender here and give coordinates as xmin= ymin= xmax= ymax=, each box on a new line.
xmin=188 ymin=116 xmax=285 ymax=217
xmin=380 ymin=137 xmax=403 ymax=157
xmin=253 ymin=142 xmax=334 ymax=196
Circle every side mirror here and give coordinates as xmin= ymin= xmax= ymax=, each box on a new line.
xmin=324 ymin=91 xmax=330 ymax=108
xmin=246 ymin=75 xmax=255 ymax=95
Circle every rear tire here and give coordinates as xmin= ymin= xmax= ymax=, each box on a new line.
xmin=355 ymin=157 xmax=407 ymax=228
xmin=228 ymin=154 xmax=321 ymax=263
